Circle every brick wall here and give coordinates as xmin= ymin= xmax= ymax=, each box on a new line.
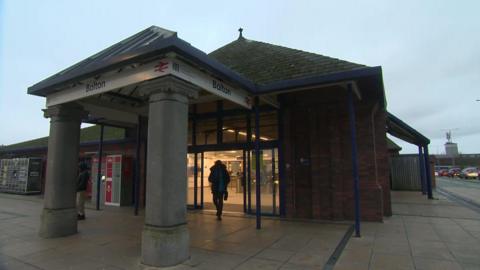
xmin=281 ymin=87 xmax=390 ymax=222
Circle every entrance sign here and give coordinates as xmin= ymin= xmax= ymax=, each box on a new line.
xmin=46 ymin=58 xmax=252 ymax=109
xmin=169 ymin=59 xmax=252 ymax=108
xmin=46 ymin=60 xmax=170 ymax=107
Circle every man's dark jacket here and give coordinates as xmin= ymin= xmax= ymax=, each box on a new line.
xmin=77 ymin=170 xmax=89 ymax=192
xmin=208 ymin=163 xmax=230 ymax=193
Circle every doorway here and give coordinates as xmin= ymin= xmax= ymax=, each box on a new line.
xmin=187 ymin=148 xmax=280 ymax=215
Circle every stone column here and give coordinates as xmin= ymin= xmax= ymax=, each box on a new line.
xmin=39 ymin=103 xmax=87 ymax=238
xmin=141 ymin=78 xmax=198 ymax=267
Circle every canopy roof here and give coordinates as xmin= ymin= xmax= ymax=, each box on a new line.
xmin=28 ymin=26 xmax=383 ymax=98
xmin=387 ymin=112 xmax=430 ymax=146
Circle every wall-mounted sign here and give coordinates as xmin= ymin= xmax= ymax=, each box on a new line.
xmin=46 ymin=58 xmax=252 ymax=109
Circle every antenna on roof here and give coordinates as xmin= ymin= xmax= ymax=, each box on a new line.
xmin=238 ymin=28 xmax=243 ymax=39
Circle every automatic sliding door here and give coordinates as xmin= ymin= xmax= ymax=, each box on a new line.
xmin=201 ymin=150 xmax=245 ymax=213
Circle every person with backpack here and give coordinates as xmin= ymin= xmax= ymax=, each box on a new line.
xmin=76 ymin=162 xmax=89 ymax=220
xmin=208 ymin=160 xmax=230 ymax=220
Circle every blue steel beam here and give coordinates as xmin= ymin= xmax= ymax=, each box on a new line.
xmin=347 ymin=84 xmax=361 ymax=237
xmin=423 ymin=146 xmax=434 ymax=199
xmin=277 ymin=103 xmax=286 ymax=217
xmin=96 ymin=124 xmax=105 ymax=211
xmin=418 ymin=146 xmax=427 ymax=195
xmin=254 ymin=97 xmax=262 ymax=229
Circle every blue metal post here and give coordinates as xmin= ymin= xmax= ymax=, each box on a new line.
xmin=418 ymin=146 xmax=427 ymax=195
xmin=272 ymin=148 xmax=276 ymax=215
xmin=134 ymin=118 xmax=141 ymax=215
xmin=192 ymin=105 xmax=198 ymax=208
xmin=246 ymin=112 xmax=252 ymax=213
xmin=254 ymin=97 xmax=262 ymax=229
xmin=96 ymin=124 xmax=104 ymax=211
xmin=423 ymin=146 xmax=434 ymax=199
xmin=242 ymin=150 xmax=247 ymax=213
xmin=200 ymin=152 xmax=204 ymax=208
xmin=347 ymin=84 xmax=361 ymax=237
xmin=277 ymin=104 xmax=286 ymax=217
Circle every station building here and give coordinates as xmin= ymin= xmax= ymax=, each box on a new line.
xmin=0 ymin=26 xmax=433 ymax=267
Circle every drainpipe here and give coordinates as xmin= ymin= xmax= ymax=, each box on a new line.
xmin=347 ymin=84 xmax=361 ymax=237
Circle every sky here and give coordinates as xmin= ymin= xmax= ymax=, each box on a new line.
xmin=0 ymin=0 xmax=479 ymax=154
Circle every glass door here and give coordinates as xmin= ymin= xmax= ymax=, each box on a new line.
xmin=248 ymin=148 xmax=279 ymax=215
xmin=200 ymin=150 xmax=245 ymax=213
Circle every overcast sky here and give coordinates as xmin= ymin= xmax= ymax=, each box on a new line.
xmin=1 ymin=0 xmax=479 ymax=154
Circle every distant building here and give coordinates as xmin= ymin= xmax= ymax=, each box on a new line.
xmin=445 ymin=142 xmax=459 ymax=157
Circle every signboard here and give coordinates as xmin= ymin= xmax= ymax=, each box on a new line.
xmin=169 ymin=59 xmax=252 ymax=108
xmin=46 ymin=58 xmax=252 ymax=109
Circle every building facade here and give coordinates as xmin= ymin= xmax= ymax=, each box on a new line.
xmin=0 ymin=26 xmax=434 ymax=267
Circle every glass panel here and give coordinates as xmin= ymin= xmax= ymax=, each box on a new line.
xmin=249 ymin=148 xmax=279 ymax=215
xmin=259 ymin=111 xmax=278 ymax=141
xmin=187 ymin=153 xmax=195 ymax=206
xmin=195 ymin=118 xmax=217 ymax=145
xmin=222 ymin=114 xmax=247 ymax=143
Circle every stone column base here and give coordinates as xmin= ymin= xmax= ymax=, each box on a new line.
xmin=141 ymin=224 xmax=190 ymax=267
xmin=39 ymin=208 xmax=77 ymax=238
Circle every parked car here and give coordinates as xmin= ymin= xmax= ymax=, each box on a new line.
xmin=459 ymin=167 xmax=479 ymax=179
xmin=447 ymin=168 xmax=461 ymax=178
xmin=438 ymin=169 xmax=449 ymax=177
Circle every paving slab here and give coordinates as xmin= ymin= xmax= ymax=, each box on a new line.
xmin=0 ymin=193 xmax=349 ymax=270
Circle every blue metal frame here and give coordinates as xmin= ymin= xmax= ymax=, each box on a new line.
xmin=185 ymin=99 xmax=283 ymax=219
xmin=242 ymin=150 xmax=247 ymax=213
xmin=347 ymin=84 xmax=361 ymax=237
xmin=418 ymin=146 xmax=427 ymax=195
xmin=247 ymin=149 xmax=252 ymax=213
xmin=423 ymin=146 xmax=433 ymax=199
xmin=272 ymin=148 xmax=276 ymax=215
xmin=200 ymin=152 xmax=204 ymax=208
xmin=216 ymin=101 xmax=223 ymax=144
xmin=192 ymin=105 xmax=199 ymax=208
xmin=96 ymin=124 xmax=104 ymax=211
xmin=277 ymin=101 xmax=286 ymax=216
xmin=254 ymin=97 xmax=262 ymax=229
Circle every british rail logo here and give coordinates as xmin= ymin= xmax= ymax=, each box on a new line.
xmin=154 ymin=61 xmax=168 ymax=72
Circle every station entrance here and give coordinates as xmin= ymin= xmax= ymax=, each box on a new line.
xmin=187 ymin=148 xmax=279 ymax=215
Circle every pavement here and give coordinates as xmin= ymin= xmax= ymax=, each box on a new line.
xmin=0 ymin=178 xmax=480 ymax=269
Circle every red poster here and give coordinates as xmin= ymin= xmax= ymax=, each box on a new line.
xmin=105 ymin=181 xmax=112 ymax=203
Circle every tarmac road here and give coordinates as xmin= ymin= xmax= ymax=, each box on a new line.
xmin=436 ymin=176 xmax=480 ymax=207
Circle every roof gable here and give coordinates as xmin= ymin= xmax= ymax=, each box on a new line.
xmin=29 ymin=26 xmax=177 ymax=95
xmin=0 ymin=125 xmax=125 ymax=152
xmin=209 ymin=37 xmax=365 ymax=86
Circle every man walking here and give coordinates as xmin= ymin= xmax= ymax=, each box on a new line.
xmin=208 ymin=160 xmax=230 ymax=220
xmin=77 ymin=162 xmax=89 ymax=220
